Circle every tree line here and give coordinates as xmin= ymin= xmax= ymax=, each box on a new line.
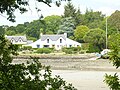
xmin=0 ymin=2 xmax=120 ymax=52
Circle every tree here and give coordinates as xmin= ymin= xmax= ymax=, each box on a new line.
xmin=58 ymin=17 xmax=75 ymax=37
xmin=104 ymin=43 xmax=120 ymax=90
xmin=83 ymin=9 xmax=105 ymax=29
xmin=83 ymin=28 xmax=106 ymax=51
xmin=5 ymin=26 xmax=16 ymax=35
xmin=108 ymin=33 xmax=120 ymax=48
xmin=0 ymin=26 xmax=5 ymax=35
xmin=16 ymin=24 xmax=26 ymax=34
xmin=63 ymin=2 xmax=82 ymax=26
xmin=25 ymin=20 xmax=45 ymax=39
xmin=74 ymin=25 xmax=89 ymax=42
xmin=108 ymin=10 xmax=120 ymax=33
xmin=63 ymin=1 xmax=76 ymax=18
xmin=0 ymin=35 xmax=77 ymax=90
xmin=0 ymin=0 xmax=71 ymax=22
xmin=44 ymin=15 xmax=62 ymax=34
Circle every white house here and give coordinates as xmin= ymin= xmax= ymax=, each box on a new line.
xmin=5 ymin=35 xmax=33 ymax=45
xmin=25 ymin=33 xmax=81 ymax=50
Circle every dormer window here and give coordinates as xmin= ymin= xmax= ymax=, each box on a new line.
xmin=47 ymin=39 xmax=49 ymax=43
xmin=19 ymin=39 xmax=22 ymax=42
xmin=11 ymin=39 xmax=14 ymax=42
xmin=60 ymin=39 xmax=62 ymax=43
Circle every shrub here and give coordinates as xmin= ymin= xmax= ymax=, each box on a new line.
xmin=81 ymin=43 xmax=89 ymax=51
xmin=104 ymin=44 xmax=120 ymax=90
xmin=36 ymin=48 xmax=52 ymax=54
xmin=62 ymin=47 xmax=81 ymax=54
xmin=22 ymin=46 xmax=32 ymax=50
xmin=87 ymin=44 xmax=100 ymax=53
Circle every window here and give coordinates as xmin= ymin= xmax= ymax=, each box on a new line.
xmin=37 ymin=45 xmax=40 ymax=48
xmin=52 ymin=45 xmax=55 ymax=47
xmin=47 ymin=39 xmax=49 ymax=43
xmin=69 ymin=45 xmax=72 ymax=47
xmin=60 ymin=39 xmax=62 ymax=43
xmin=19 ymin=39 xmax=22 ymax=42
xmin=11 ymin=40 xmax=13 ymax=42
xmin=44 ymin=45 xmax=49 ymax=48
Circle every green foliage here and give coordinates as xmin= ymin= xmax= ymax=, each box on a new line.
xmin=104 ymin=44 xmax=120 ymax=90
xmin=22 ymin=46 xmax=33 ymax=51
xmin=25 ymin=20 xmax=42 ymax=39
xmin=109 ymin=45 xmax=120 ymax=69
xmin=0 ymin=0 xmax=70 ymax=22
xmin=0 ymin=26 xmax=5 ymax=35
xmin=81 ymin=43 xmax=89 ymax=51
xmin=63 ymin=2 xmax=76 ymax=18
xmin=0 ymin=35 xmax=76 ymax=90
xmin=87 ymin=44 xmax=100 ymax=53
xmin=16 ymin=24 xmax=26 ymax=34
xmin=5 ymin=26 xmax=16 ymax=35
xmin=0 ymin=35 xmax=19 ymax=65
xmin=108 ymin=10 xmax=120 ymax=33
xmin=108 ymin=34 xmax=120 ymax=48
xmin=44 ymin=15 xmax=62 ymax=34
xmin=58 ymin=17 xmax=75 ymax=37
xmin=84 ymin=28 xmax=106 ymax=51
xmin=104 ymin=73 xmax=120 ymax=90
xmin=74 ymin=25 xmax=89 ymax=42
xmin=63 ymin=2 xmax=83 ymax=26
xmin=62 ymin=47 xmax=81 ymax=54
xmin=36 ymin=48 xmax=53 ymax=54
xmin=83 ymin=9 xmax=105 ymax=29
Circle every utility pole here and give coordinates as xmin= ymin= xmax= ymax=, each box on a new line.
xmin=106 ymin=17 xmax=108 ymax=49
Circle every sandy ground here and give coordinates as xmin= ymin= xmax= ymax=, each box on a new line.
xmin=52 ymin=70 xmax=120 ymax=90
xmin=12 ymin=54 xmax=120 ymax=90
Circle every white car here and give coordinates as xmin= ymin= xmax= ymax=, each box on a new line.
xmin=101 ymin=49 xmax=111 ymax=55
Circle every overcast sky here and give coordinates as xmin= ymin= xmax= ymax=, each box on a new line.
xmin=0 ymin=0 xmax=120 ymax=26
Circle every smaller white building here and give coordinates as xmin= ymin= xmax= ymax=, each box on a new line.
xmin=5 ymin=35 xmax=27 ymax=45
xmin=25 ymin=33 xmax=81 ymax=50
xmin=5 ymin=35 xmax=33 ymax=45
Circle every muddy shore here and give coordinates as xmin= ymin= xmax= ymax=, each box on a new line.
xmin=12 ymin=54 xmax=120 ymax=90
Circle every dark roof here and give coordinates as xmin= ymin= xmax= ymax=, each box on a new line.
xmin=41 ymin=34 xmax=66 ymax=41
xmin=6 ymin=36 xmax=27 ymax=42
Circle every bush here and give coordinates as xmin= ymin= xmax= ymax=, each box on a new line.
xmin=81 ymin=43 xmax=89 ymax=51
xmin=36 ymin=48 xmax=52 ymax=54
xmin=62 ymin=47 xmax=81 ymax=54
xmin=22 ymin=46 xmax=32 ymax=50
xmin=87 ymin=44 xmax=100 ymax=53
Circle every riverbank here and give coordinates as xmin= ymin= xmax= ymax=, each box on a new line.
xmin=12 ymin=54 xmax=120 ymax=90
xmin=52 ymin=70 xmax=119 ymax=90
xmin=13 ymin=54 xmax=120 ymax=72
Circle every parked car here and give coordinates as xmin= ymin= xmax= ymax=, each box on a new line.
xmin=101 ymin=49 xmax=111 ymax=59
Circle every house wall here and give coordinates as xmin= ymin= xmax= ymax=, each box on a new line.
xmin=40 ymin=37 xmax=66 ymax=50
xmin=24 ymin=35 xmax=81 ymax=50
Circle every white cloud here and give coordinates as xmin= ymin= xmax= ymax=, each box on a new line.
xmin=96 ymin=7 xmax=115 ymax=16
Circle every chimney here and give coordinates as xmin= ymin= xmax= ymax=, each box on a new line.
xmin=40 ymin=33 xmax=43 ymax=38
xmin=64 ymin=33 xmax=67 ymax=38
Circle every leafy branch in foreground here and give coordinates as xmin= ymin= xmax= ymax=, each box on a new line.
xmin=0 ymin=35 xmax=77 ymax=90
xmin=0 ymin=0 xmax=71 ymax=22
xmin=104 ymin=43 xmax=120 ymax=90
